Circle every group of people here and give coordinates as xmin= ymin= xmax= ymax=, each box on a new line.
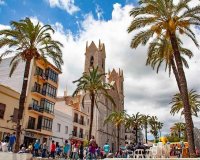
xmin=0 ymin=132 xmax=16 ymax=152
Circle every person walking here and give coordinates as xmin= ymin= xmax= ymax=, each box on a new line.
xmin=42 ymin=142 xmax=47 ymax=158
xmin=34 ymin=140 xmax=40 ymax=157
xmin=103 ymin=142 xmax=110 ymax=157
xmin=89 ymin=142 xmax=96 ymax=159
xmin=79 ymin=142 xmax=84 ymax=160
xmin=72 ymin=142 xmax=79 ymax=160
xmin=63 ymin=140 xmax=70 ymax=159
xmin=50 ymin=140 xmax=56 ymax=159
xmin=8 ymin=132 xmax=16 ymax=152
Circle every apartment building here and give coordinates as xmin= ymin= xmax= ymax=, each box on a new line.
xmin=0 ymin=57 xmax=61 ymax=146
xmin=52 ymin=97 xmax=73 ymax=146
xmin=0 ymin=84 xmax=20 ymax=140
xmin=56 ymin=93 xmax=89 ymax=143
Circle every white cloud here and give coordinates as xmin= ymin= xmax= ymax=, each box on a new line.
xmin=0 ymin=0 xmax=5 ymax=5
xmin=47 ymin=0 xmax=80 ymax=15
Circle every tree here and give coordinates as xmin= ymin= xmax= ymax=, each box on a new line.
xmin=127 ymin=0 xmax=200 ymax=156
xmin=125 ymin=112 xmax=143 ymax=143
xmin=0 ymin=18 xmax=63 ymax=152
xmin=104 ymin=110 xmax=127 ymax=150
xmin=146 ymin=37 xmax=193 ymax=92
xmin=141 ymin=114 xmax=150 ymax=144
xmin=73 ymin=66 xmax=115 ymax=140
xmin=170 ymin=89 xmax=200 ymax=117
xmin=171 ymin=122 xmax=186 ymax=139
xmin=149 ymin=116 xmax=163 ymax=143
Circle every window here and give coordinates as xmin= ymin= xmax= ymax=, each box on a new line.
xmin=12 ymin=108 xmax=19 ymax=122
xmin=73 ymin=126 xmax=77 ymax=137
xmin=35 ymin=66 xmax=43 ymax=77
xmin=45 ymin=68 xmax=58 ymax=83
xmin=0 ymin=103 xmax=6 ymax=119
xmin=27 ymin=117 xmax=35 ymax=129
xmin=32 ymin=99 xmax=38 ymax=105
xmin=80 ymin=116 xmax=84 ymax=125
xmin=74 ymin=113 xmax=78 ymax=123
xmin=40 ymin=98 xmax=54 ymax=114
xmin=40 ymin=116 xmax=53 ymax=131
xmin=79 ymin=128 xmax=83 ymax=138
xmin=57 ymin=123 xmax=61 ymax=132
xmin=33 ymin=82 xmax=41 ymax=93
xmin=90 ymin=56 xmax=94 ymax=66
xmin=42 ymin=83 xmax=57 ymax=98
xmin=65 ymin=126 xmax=68 ymax=134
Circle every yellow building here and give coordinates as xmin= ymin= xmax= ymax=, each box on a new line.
xmin=0 ymin=57 xmax=61 ymax=146
xmin=0 ymin=84 xmax=20 ymax=140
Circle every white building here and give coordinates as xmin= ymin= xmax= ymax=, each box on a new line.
xmin=52 ymin=98 xmax=73 ymax=146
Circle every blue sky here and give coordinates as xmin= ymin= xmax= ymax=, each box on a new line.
xmin=0 ymin=0 xmax=136 ymax=34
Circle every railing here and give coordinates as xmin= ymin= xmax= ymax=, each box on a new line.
xmin=32 ymin=86 xmax=43 ymax=94
xmin=28 ymin=104 xmax=43 ymax=113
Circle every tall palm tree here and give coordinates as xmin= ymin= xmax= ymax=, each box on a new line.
xmin=149 ymin=116 xmax=163 ymax=142
xmin=170 ymin=89 xmax=200 ymax=117
xmin=104 ymin=110 xmax=127 ymax=150
xmin=141 ymin=114 xmax=150 ymax=144
xmin=146 ymin=37 xmax=193 ymax=92
xmin=127 ymin=0 xmax=200 ymax=156
xmin=171 ymin=122 xmax=186 ymax=139
xmin=0 ymin=18 xmax=63 ymax=152
xmin=125 ymin=112 xmax=143 ymax=143
xmin=73 ymin=66 xmax=115 ymax=140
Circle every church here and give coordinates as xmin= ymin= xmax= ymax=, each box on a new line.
xmin=82 ymin=40 xmax=125 ymax=151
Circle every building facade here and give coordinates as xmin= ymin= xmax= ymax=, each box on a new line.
xmin=0 ymin=57 xmax=61 ymax=147
xmin=0 ymin=84 xmax=20 ymax=140
xmin=52 ymin=98 xmax=73 ymax=146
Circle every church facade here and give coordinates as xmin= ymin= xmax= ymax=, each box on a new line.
xmin=83 ymin=40 xmax=125 ymax=151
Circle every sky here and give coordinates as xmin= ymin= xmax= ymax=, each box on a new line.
xmin=1 ymin=0 xmax=200 ymax=139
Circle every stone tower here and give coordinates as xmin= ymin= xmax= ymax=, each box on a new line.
xmin=84 ymin=40 xmax=106 ymax=80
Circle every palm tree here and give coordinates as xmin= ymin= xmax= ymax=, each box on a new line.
xmin=149 ymin=116 xmax=163 ymax=142
xmin=141 ymin=114 xmax=150 ymax=144
xmin=146 ymin=37 xmax=193 ymax=92
xmin=171 ymin=122 xmax=186 ymax=139
xmin=73 ymin=66 xmax=115 ymax=140
xmin=127 ymin=0 xmax=200 ymax=156
xmin=0 ymin=18 xmax=63 ymax=152
xmin=170 ymin=89 xmax=200 ymax=117
xmin=125 ymin=112 xmax=143 ymax=143
xmin=104 ymin=110 xmax=127 ymax=150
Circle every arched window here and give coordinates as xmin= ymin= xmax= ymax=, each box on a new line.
xmin=90 ymin=56 xmax=94 ymax=66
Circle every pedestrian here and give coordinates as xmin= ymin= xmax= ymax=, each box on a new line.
xmin=4 ymin=133 xmax=10 ymax=143
xmin=72 ymin=142 xmax=79 ymax=160
xmin=34 ymin=140 xmax=40 ymax=157
xmin=103 ymin=142 xmax=110 ymax=157
xmin=90 ymin=136 xmax=96 ymax=145
xmin=42 ymin=142 xmax=47 ymax=158
xmin=8 ymin=132 xmax=16 ymax=152
xmin=79 ymin=142 xmax=84 ymax=160
xmin=50 ymin=140 xmax=56 ymax=159
xmin=89 ymin=142 xmax=96 ymax=159
xmin=63 ymin=140 xmax=70 ymax=159
xmin=56 ymin=144 xmax=61 ymax=157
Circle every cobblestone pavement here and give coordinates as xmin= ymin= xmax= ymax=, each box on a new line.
xmin=0 ymin=152 xmax=32 ymax=160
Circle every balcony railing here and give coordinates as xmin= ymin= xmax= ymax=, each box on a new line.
xmin=28 ymin=104 xmax=43 ymax=113
xmin=32 ymin=86 xmax=43 ymax=94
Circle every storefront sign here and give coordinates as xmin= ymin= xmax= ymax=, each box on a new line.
xmin=25 ymin=131 xmax=34 ymax=138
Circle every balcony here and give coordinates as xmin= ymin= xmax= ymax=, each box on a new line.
xmin=28 ymin=104 xmax=43 ymax=115
xmin=31 ymin=87 xmax=46 ymax=98
xmin=34 ymin=72 xmax=47 ymax=82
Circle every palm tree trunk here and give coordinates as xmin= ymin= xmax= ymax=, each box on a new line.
xmin=169 ymin=32 xmax=196 ymax=158
xmin=89 ymin=93 xmax=95 ymax=140
xmin=145 ymin=125 xmax=148 ymax=144
xmin=171 ymin=58 xmax=181 ymax=92
xmin=117 ymin=125 xmax=120 ymax=150
xmin=14 ymin=60 xmax=31 ymax=153
xmin=135 ymin=126 xmax=138 ymax=143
